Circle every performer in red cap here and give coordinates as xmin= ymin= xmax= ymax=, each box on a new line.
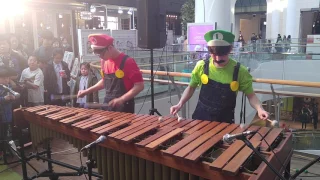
xmin=77 ymin=34 xmax=144 ymax=113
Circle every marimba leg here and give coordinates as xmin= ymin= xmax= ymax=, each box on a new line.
xmin=162 ymin=165 xmax=170 ymax=180
xmin=119 ymin=152 xmax=125 ymax=180
xmin=146 ymin=160 xmax=154 ymax=180
xmin=124 ymin=154 xmax=132 ymax=180
xmin=154 ymin=163 xmax=162 ymax=180
xmin=131 ymin=156 xmax=139 ymax=180
xmin=138 ymin=158 xmax=146 ymax=180
xmin=101 ymin=148 xmax=108 ymax=180
xmin=107 ymin=148 xmax=113 ymax=180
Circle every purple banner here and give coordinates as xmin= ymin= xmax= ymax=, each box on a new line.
xmin=188 ymin=24 xmax=214 ymax=51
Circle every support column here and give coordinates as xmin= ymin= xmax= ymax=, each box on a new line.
xmin=195 ymin=0 xmax=232 ymax=31
xmin=271 ymin=4 xmax=281 ymax=40
xmin=230 ymin=0 xmax=237 ymax=33
xmin=8 ymin=17 xmax=15 ymax=33
xmin=52 ymin=13 xmax=58 ymax=37
xmin=132 ymin=10 xmax=135 ymax=29
xmin=103 ymin=5 xmax=108 ymax=30
xmin=285 ymin=0 xmax=297 ymax=38
xmin=32 ymin=11 xmax=39 ymax=49
xmin=266 ymin=0 xmax=272 ymax=39
xmin=0 ymin=19 xmax=6 ymax=34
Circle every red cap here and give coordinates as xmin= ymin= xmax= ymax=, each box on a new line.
xmin=88 ymin=34 xmax=114 ymax=49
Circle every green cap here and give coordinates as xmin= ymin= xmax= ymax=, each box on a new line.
xmin=204 ymin=30 xmax=235 ymax=46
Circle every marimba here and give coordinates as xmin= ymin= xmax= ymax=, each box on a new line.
xmin=14 ymin=105 xmax=292 ymax=180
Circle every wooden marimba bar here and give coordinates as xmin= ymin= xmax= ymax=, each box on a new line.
xmin=14 ymin=105 xmax=293 ymax=180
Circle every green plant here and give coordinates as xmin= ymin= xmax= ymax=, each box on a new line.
xmin=181 ymin=0 xmax=195 ymax=31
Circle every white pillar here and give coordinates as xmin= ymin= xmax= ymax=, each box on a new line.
xmin=285 ymin=0 xmax=297 ymax=38
xmin=103 ymin=5 xmax=108 ymax=30
xmin=195 ymin=0 xmax=232 ymax=31
xmin=231 ymin=0 xmax=237 ymax=33
xmin=32 ymin=11 xmax=39 ymax=49
xmin=266 ymin=0 xmax=273 ymax=39
xmin=234 ymin=14 xmax=241 ymax=39
xmin=271 ymin=0 xmax=281 ymax=40
xmin=0 ymin=20 xmax=5 ymax=34
xmin=195 ymin=0 xmax=204 ymax=23
xmin=8 ymin=17 xmax=15 ymax=33
xmin=52 ymin=13 xmax=58 ymax=38
xmin=132 ymin=10 xmax=135 ymax=29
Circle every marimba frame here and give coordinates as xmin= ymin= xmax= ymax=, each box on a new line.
xmin=14 ymin=105 xmax=293 ymax=180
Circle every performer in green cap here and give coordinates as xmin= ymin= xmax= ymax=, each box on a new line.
xmin=170 ymin=30 xmax=269 ymax=123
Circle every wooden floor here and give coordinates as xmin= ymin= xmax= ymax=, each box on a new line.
xmin=0 ymin=138 xmax=318 ymax=180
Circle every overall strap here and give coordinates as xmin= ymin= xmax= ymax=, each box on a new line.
xmin=203 ymin=58 xmax=210 ymax=75
xmin=119 ymin=55 xmax=129 ymax=70
xmin=232 ymin=62 xmax=241 ymax=81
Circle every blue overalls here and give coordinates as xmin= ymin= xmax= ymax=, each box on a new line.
xmin=103 ymin=55 xmax=135 ymax=113
xmin=192 ymin=60 xmax=241 ymax=123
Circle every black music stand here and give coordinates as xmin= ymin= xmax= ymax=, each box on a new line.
xmin=237 ymin=135 xmax=287 ymax=180
xmin=149 ymin=48 xmax=161 ymax=116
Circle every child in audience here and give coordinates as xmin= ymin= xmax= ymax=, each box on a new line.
xmin=73 ymin=62 xmax=99 ymax=108
xmin=44 ymin=48 xmax=70 ymax=106
xmin=20 ymin=56 xmax=44 ymax=107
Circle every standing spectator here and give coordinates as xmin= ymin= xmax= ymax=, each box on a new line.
xmin=0 ymin=34 xmax=27 ymax=79
xmin=282 ymin=35 xmax=287 ymax=52
xmin=52 ymin=38 xmax=62 ymax=48
xmin=276 ymin=34 xmax=282 ymax=43
xmin=238 ymin=36 xmax=245 ymax=51
xmin=0 ymin=67 xmax=17 ymax=159
xmin=313 ymin=103 xmax=318 ymax=130
xmin=251 ymin=33 xmax=257 ymax=51
xmin=300 ymin=104 xmax=311 ymax=129
xmin=62 ymin=37 xmax=73 ymax=52
xmin=266 ymin=40 xmax=272 ymax=53
xmin=33 ymin=30 xmax=54 ymax=64
xmin=286 ymin=35 xmax=292 ymax=52
xmin=275 ymin=34 xmax=283 ymax=53
xmin=44 ymin=48 xmax=70 ymax=106
xmin=0 ymin=34 xmax=27 ymax=107
xmin=314 ymin=20 xmax=320 ymax=34
xmin=10 ymin=34 xmax=29 ymax=60
xmin=72 ymin=62 xmax=99 ymax=108
xmin=251 ymin=33 xmax=257 ymax=42
xmin=20 ymin=56 xmax=44 ymax=107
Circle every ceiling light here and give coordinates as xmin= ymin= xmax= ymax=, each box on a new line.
xmin=128 ymin=8 xmax=133 ymax=15
xmin=118 ymin=7 xmax=123 ymax=14
xmin=90 ymin=5 xmax=96 ymax=13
